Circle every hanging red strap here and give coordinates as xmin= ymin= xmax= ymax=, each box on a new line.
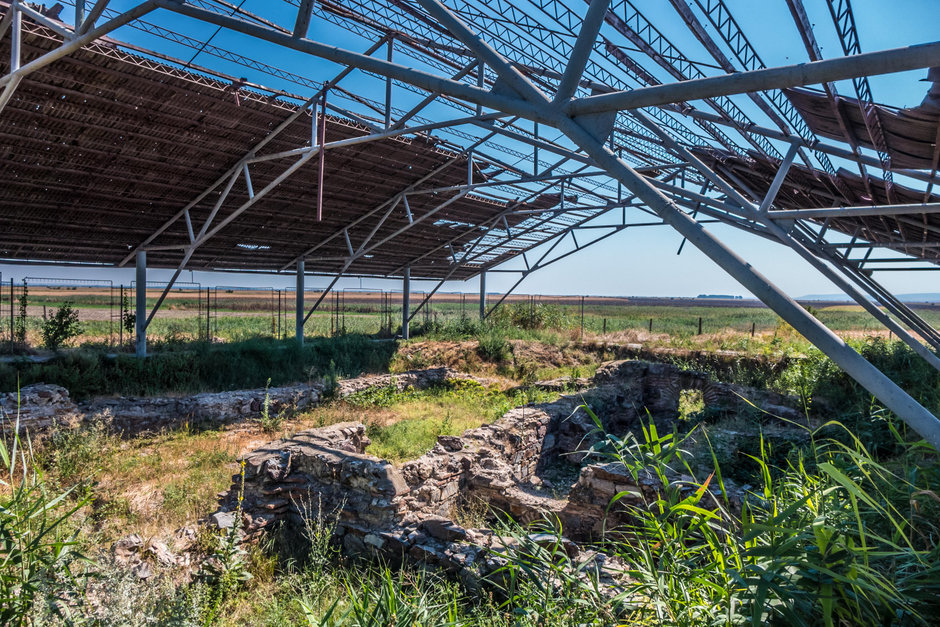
xmin=317 ymin=92 xmax=327 ymax=221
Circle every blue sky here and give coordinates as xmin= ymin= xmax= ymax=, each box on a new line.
xmin=3 ymin=0 xmax=938 ymax=298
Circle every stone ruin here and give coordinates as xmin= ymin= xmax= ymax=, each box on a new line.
xmin=217 ymin=360 xmax=810 ymax=588
xmin=0 ymin=367 xmax=484 ymax=434
xmin=0 ymin=358 xmax=811 ymax=589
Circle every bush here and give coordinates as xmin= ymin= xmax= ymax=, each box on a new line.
xmin=476 ymin=332 xmax=510 ymax=363
xmin=776 ymin=338 xmax=940 ymax=455
xmin=489 ymin=302 xmax=568 ymax=330
xmin=0 ymin=335 xmax=398 ymax=400
xmin=41 ymin=303 xmax=83 ymax=350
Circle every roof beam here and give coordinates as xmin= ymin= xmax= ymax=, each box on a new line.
xmin=292 ymin=0 xmax=313 ymax=38
xmin=565 ymin=40 xmax=940 ymax=116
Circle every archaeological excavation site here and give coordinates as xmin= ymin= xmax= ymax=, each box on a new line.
xmin=4 ymin=356 xmax=813 ymax=595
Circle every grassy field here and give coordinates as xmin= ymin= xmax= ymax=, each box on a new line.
xmin=6 ymin=335 xmax=939 ymax=625
xmin=4 ymin=286 xmax=940 ymax=355
xmin=4 ymin=286 xmax=940 ymax=625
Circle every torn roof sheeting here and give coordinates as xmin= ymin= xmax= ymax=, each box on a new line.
xmin=691 ymin=147 xmax=940 ymax=264
xmin=785 ymin=83 xmax=940 ymax=171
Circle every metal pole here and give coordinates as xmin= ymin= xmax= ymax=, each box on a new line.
xmin=635 ymin=109 xmax=940 ymax=372
xmin=385 ymin=36 xmax=393 ymax=129
xmin=296 ymin=260 xmax=304 ymax=346
xmin=479 ymin=271 xmax=486 ymax=321
xmin=135 ymin=251 xmax=146 ymax=358
xmin=564 ymin=122 xmax=940 ymax=447
xmin=402 ymin=267 xmax=411 ymax=340
xmin=74 ymin=0 xmax=85 ymax=29
xmin=10 ymin=4 xmax=21 ymax=72
xmin=758 ymin=140 xmax=801 ymax=213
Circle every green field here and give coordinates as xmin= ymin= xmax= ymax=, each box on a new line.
xmin=4 ymin=286 xmax=939 ymax=354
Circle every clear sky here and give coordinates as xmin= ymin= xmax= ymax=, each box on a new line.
xmin=3 ymin=0 xmax=938 ymax=299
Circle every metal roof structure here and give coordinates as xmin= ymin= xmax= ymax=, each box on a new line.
xmin=2 ymin=0 xmax=940 ymax=446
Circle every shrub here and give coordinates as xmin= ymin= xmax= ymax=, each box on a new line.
xmin=489 ymin=301 xmax=568 ymax=330
xmin=41 ymin=303 xmax=83 ymax=350
xmin=121 ymin=294 xmax=135 ymax=337
xmin=14 ymin=282 xmax=28 ymax=344
xmin=476 ymin=332 xmax=510 ymax=363
xmin=0 ymin=335 xmax=398 ymax=401
xmin=194 ymin=461 xmax=252 ymax=624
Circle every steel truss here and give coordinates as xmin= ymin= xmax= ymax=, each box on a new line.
xmin=2 ymin=0 xmax=940 ymax=447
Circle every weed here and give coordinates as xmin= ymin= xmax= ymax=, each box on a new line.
xmin=14 ymin=281 xmax=28 ymax=344
xmin=195 ymin=461 xmax=252 ymax=625
xmin=256 ymin=378 xmax=285 ymax=433
xmin=565 ymin=407 xmax=940 ymax=625
xmin=476 ymin=332 xmax=510 ymax=363
xmin=121 ymin=293 xmax=136 ymax=338
xmin=0 ymin=392 xmax=91 ymax=626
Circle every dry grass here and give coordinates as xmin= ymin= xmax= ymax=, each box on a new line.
xmin=40 ymin=396 xmax=461 ymax=549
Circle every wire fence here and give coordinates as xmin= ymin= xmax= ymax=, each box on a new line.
xmin=1 ymin=275 xmax=923 ymax=354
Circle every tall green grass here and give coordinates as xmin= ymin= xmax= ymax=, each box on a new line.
xmin=0 ymin=335 xmax=396 ymax=400
xmin=487 ymin=409 xmax=940 ymax=626
xmin=0 ymin=397 xmax=90 ymax=626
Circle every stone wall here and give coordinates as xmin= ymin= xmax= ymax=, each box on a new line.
xmin=1 ymin=366 xmax=485 ymax=435
xmin=220 ymin=358 xmax=797 ymax=582
xmin=237 ymin=422 xmax=410 ymax=538
xmin=0 ymin=383 xmax=79 ymax=430
xmin=4 ymin=358 xmax=806 ymax=585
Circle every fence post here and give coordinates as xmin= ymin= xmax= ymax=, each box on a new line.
xmin=603 ymin=318 xmax=607 ymax=335
xmin=698 ymin=316 xmax=702 ymax=335
xmin=402 ymin=267 xmax=411 ymax=340
xmin=580 ymin=296 xmax=585 ymax=341
xmin=119 ymin=285 xmax=124 ymax=347
xmin=135 ymin=252 xmax=146 ymax=357
xmin=648 ymin=317 xmax=652 ymax=333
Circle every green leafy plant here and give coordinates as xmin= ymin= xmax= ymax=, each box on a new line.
xmin=476 ymin=332 xmax=510 ymax=363
xmin=40 ymin=302 xmax=83 ymax=350
xmin=0 ymin=389 xmax=91 ymax=626
xmin=121 ymin=294 xmax=136 ymax=337
xmin=487 ymin=513 xmax=623 ymax=625
xmin=257 ymin=378 xmax=284 ymax=433
xmin=311 ymin=567 xmax=464 ymax=627
xmin=575 ymin=407 xmax=936 ymax=626
xmin=194 ymin=460 xmax=252 ymax=625
xmin=14 ymin=281 xmax=28 ymax=344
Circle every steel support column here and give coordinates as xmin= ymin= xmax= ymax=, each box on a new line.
xmin=636 ymin=108 xmax=940 ymax=372
xmin=296 ymin=260 xmax=304 ymax=347
xmin=402 ymin=267 xmax=411 ymax=340
xmin=479 ymin=271 xmax=486 ymax=321
xmin=135 ymin=251 xmax=146 ymax=358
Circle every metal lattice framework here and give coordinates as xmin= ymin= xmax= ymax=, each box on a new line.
xmin=2 ymin=0 xmax=940 ymax=445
